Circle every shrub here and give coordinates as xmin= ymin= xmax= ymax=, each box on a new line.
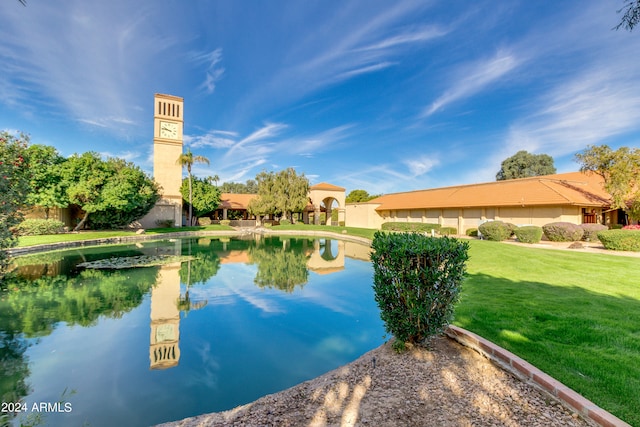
xmin=622 ymin=224 xmax=640 ymax=230
xmin=610 ymin=224 xmax=623 ymax=230
xmin=542 ymin=222 xmax=584 ymax=242
xmin=465 ymin=228 xmax=478 ymax=237
xmin=370 ymin=232 xmax=469 ymax=347
xmin=514 ymin=226 xmax=543 ymax=244
xmin=279 ymin=219 xmax=291 ymax=226
xmin=381 ymin=222 xmax=441 ymax=233
xmin=597 ymin=230 xmax=640 ymax=251
xmin=478 ymin=221 xmax=512 ymax=241
xmin=439 ymin=227 xmax=457 ymax=235
xmin=263 ymin=222 xmax=272 ymax=228
xmin=14 ymin=219 xmax=65 ymax=236
xmin=155 ymin=219 xmax=174 ymax=228
xmin=198 ymin=217 xmax=212 ymax=226
xmin=219 ymin=220 xmax=231 ymax=227
xmin=580 ymin=223 xmax=607 ymax=241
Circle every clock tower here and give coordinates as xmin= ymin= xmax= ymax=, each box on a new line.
xmin=153 ymin=93 xmax=184 ymax=227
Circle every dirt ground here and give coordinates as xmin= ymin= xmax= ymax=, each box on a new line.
xmin=157 ymin=337 xmax=590 ymax=427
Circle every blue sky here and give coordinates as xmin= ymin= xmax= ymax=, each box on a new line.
xmin=1 ymin=1 xmax=639 ymax=195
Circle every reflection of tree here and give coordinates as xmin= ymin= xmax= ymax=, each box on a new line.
xmin=248 ymin=237 xmax=312 ymax=293
xmin=177 ymin=239 xmax=219 ymax=314
xmin=0 ymin=267 xmax=158 ymax=416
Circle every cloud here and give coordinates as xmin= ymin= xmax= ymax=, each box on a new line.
xmin=404 ymin=156 xmax=439 ymax=176
xmin=186 ymin=130 xmax=238 ymax=149
xmin=190 ymin=48 xmax=225 ymax=94
xmin=422 ymin=50 xmax=520 ymax=117
xmin=505 ymin=68 xmax=640 ymax=157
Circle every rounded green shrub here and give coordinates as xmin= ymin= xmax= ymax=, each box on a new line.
xmin=198 ymin=217 xmax=212 ymax=226
xmin=542 ymin=222 xmax=584 ymax=242
xmin=478 ymin=221 xmax=512 ymax=241
xmin=597 ymin=230 xmax=640 ymax=251
xmin=219 ymin=220 xmax=231 ymax=227
xmin=370 ymin=232 xmax=469 ymax=347
xmin=14 ymin=218 xmax=65 ymax=236
xmin=580 ymin=223 xmax=607 ymax=241
xmin=465 ymin=228 xmax=478 ymax=237
xmin=279 ymin=219 xmax=291 ymax=226
xmin=514 ymin=226 xmax=543 ymax=244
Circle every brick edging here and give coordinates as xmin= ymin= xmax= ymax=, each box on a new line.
xmin=445 ymin=325 xmax=630 ymax=427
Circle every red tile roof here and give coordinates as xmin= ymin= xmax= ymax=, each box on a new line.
xmin=310 ymin=182 xmax=346 ymax=191
xmin=219 ymin=193 xmax=257 ymax=210
xmin=370 ymin=172 xmax=611 ymax=211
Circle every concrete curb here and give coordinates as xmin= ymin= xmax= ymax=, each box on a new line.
xmin=445 ymin=325 xmax=630 ymax=427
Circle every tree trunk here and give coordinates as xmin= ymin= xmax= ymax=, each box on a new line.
xmin=188 ymin=173 xmax=193 ymax=226
xmin=74 ymin=211 xmax=90 ymax=232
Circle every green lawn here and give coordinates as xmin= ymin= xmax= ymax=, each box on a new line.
xmin=457 ymin=240 xmax=640 ymax=425
xmin=16 ymin=225 xmax=235 ymax=247
xmin=11 ymin=226 xmax=639 ymax=423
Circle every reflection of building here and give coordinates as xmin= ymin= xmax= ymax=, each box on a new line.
xmin=149 ymin=262 xmax=181 ymax=370
xmin=307 ymin=239 xmax=345 ymax=274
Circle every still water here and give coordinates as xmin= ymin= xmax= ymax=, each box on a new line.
xmin=0 ymin=236 xmax=384 ymax=426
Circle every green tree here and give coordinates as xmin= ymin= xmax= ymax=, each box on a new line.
xmin=176 ymin=148 xmax=210 ymax=225
xmin=249 ymin=237 xmax=310 ymax=292
xmin=24 ymin=144 xmax=67 ymax=219
xmin=248 ymin=168 xmax=309 ymax=220
xmin=346 ymin=189 xmax=380 ymax=203
xmin=616 ymin=0 xmax=640 ymax=31
xmin=60 ymin=153 xmax=160 ymax=230
xmin=180 ymin=177 xmax=221 ymax=220
xmin=219 ymin=179 xmax=258 ymax=194
xmin=575 ymin=145 xmax=640 ymax=221
xmin=496 ymin=150 xmax=556 ymax=180
xmin=0 ymin=132 xmax=30 ymax=277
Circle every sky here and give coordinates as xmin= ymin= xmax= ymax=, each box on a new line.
xmin=1 ymin=1 xmax=640 ymax=195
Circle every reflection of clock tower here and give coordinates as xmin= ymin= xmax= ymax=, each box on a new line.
xmin=153 ymin=93 xmax=184 ymax=227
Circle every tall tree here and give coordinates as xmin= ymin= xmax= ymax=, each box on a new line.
xmin=616 ymin=0 xmax=640 ymax=31
xmin=219 ymin=179 xmax=258 ymax=194
xmin=248 ymin=168 xmax=309 ymax=220
xmin=575 ymin=145 xmax=640 ymax=221
xmin=0 ymin=132 xmax=30 ymax=277
xmin=24 ymin=144 xmax=67 ymax=219
xmin=180 ymin=177 xmax=221 ymax=220
xmin=496 ymin=150 xmax=556 ymax=180
xmin=176 ymin=148 xmax=210 ymax=225
xmin=346 ymin=189 xmax=380 ymax=203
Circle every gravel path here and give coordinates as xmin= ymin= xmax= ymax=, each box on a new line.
xmin=156 ymin=336 xmax=591 ymax=427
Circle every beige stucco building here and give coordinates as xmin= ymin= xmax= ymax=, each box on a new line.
xmin=345 ymin=172 xmax=615 ymax=234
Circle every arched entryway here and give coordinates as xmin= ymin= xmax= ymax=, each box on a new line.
xmin=304 ymin=183 xmax=346 ymax=225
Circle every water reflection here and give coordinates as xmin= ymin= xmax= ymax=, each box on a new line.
xmin=1 ymin=236 xmax=380 ymax=427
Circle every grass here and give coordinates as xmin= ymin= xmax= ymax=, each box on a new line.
xmin=456 ymin=240 xmax=640 ymax=425
xmin=11 ymin=225 xmax=639 ymax=423
xmin=16 ymin=224 xmax=235 ymax=247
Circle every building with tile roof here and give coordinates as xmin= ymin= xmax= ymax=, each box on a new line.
xmin=345 ymin=171 xmax=620 ymax=233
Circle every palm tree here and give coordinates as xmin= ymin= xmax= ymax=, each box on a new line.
xmin=176 ymin=148 xmax=210 ymax=225
xmin=206 ymin=174 xmax=220 ymax=186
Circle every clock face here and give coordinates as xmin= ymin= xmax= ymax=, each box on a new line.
xmin=159 ymin=121 xmax=179 ymax=139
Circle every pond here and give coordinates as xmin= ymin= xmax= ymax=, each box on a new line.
xmin=0 ymin=235 xmax=385 ymax=427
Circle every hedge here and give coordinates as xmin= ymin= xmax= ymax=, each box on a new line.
xmin=13 ymin=219 xmax=65 ymax=236
xmin=597 ymin=229 xmax=640 ymax=252
xmin=370 ymin=232 xmax=469 ymax=348
xmin=381 ymin=222 xmax=441 ymax=233
xmin=580 ymin=223 xmax=607 ymax=241
xmin=514 ymin=226 xmax=543 ymax=244
xmin=542 ymin=222 xmax=584 ymax=242
xmin=478 ymin=221 xmax=513 ymax=241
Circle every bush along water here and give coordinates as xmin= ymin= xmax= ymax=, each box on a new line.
xmin=370 ymin=232 xmax=469 ymax=351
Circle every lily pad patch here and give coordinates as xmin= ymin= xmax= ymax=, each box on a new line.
xmin=77 ymin=255 xmax=195 ymax=269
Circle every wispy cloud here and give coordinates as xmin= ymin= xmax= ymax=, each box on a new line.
xmin=190 ymin=48 xmax=225 ymax=94
xmin=422 ymin=50 xmax=520 ymax=117
xmin=505 ymin=68 xmax=640 ymax=158
xmin=404 ymin=155 xmax=440 ymax=176
xmin=186 ymin=130 xmax=238 ymax=149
